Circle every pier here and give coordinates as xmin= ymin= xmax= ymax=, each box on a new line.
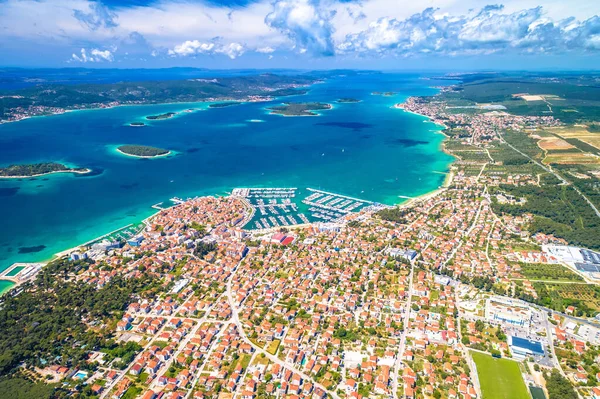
xmin=302 ymin=188 xmax=372 ymax=222
xmin=232 ymin=187 xmax=297 ymax=199
xmin=306 ymin=188 xmax=373 ymax=204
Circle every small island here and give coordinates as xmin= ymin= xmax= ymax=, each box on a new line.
xmin=372 ymin=91 xmax=397 ymax=96
xmin=146 ymin=112 xmax=177 ymax=120
xmin=129 ymin=122 xmax=146 ymax=127
xmin=0 ymin=163 xmax=91 ymax=178
xmin=209 ymin=102 xmax=242 ymax=108
xmin=337 ymin=98 xmax=361 ymax=103
xmin=117 ymin=145 xmax=171 ymax=158
xmin=267 ymin=102 xmax=332 ymax=116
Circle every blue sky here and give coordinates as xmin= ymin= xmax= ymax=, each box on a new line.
xmin=0 ymin=0 xmax=598 ymax=69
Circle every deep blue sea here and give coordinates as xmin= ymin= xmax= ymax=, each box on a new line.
xmin=0 ymin=72 xmax=453 ymax=276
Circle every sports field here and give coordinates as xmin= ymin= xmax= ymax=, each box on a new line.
xmin=471 ymin=351 xmax=530 ymax=399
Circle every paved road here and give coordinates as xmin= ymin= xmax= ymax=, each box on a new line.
xmin=392 ymin=260 xmax=415 ymax=399
xmin=99 ymin=287 xmax=201 ymax=398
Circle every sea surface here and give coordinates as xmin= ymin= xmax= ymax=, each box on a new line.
xmin=0 ymin=72 xmax=454 ymax=284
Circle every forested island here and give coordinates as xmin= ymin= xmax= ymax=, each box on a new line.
xmin=209 ymin=102 xmax=242 ymax=108
xmin=0 ymin=163 xmax=91 ymax=178
xmin=372 ymin=91 xmax=397 ymax=96
xmin=267 ymin=102 xmax=332 ymax=116
xmin=117 ymin=145 xmax=170 ymax=158
xmin=146 ymin=112 xmax=176 ymax=120
xmin=337 ymin=98 xmax=361 ymax=103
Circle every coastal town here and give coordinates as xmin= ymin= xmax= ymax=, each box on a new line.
xmin=5 ymin=91 xmax=600 ymax=399
xmin=2 ymin=73 xmax=600 ymax=399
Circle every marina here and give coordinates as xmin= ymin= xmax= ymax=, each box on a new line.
xmin=233 ymin=186 xmax=375 ymax=229
xmin=302 ymin=188 xmax=372 ymax=222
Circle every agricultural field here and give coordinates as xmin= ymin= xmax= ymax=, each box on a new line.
xmin=451 ymin=149 xmax=490 ymax=163
xmin=547 ymin=126 xmax=600 ymax=151
xmin=514 ymin=263 xmax=584 ymax=282
xmin=502 ymin=131 xmax=544 ymax=160
xmin=543 ymin=152 xmax=600 ymax=165
xmin=471 ymin=351 xmax=530 ymax=399
xmin=537 ymin=137 xmax=574 ymax=151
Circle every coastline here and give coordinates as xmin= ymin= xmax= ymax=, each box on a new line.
xmin=392 ymin=103 xmax=448 ymax=129
xmin=0 ymin=168 xmax=92 ymax=179
xmin=0 ymin=207 xmax=164 ymax=296
xmin=396 ymin=168 xmax=454 ymax=209
xmin=391 ymin=100 xmax=456 ymax=208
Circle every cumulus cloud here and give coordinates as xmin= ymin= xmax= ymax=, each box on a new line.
xmin=216 ymin=42 xmax=245 ymax=59
xmin=169 ymin=40 xmax=216 ymax=56
xmin=338 ymin=5 xmax=600 ymax=56
xmin=71 ymin=48 xmax=113 ymax=62
xmin=265 ymin=0 xmax=336 ymax=56
xmin=168 ymin=40 xmax=245 ymax=59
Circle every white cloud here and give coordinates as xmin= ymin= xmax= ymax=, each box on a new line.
xmin=256 ymin=46 xmax=276 ymax=53
xmin=265 ymin=0 xmax=336 ymax=56
xmin=0 ymin=0 xmax=598 ymax=63
xmin=168 ymin=40 xmax=216 ymax=56
xmin=168 ymin=40 xmax=245 ymax=59
xmin=90 ymin=48 xmax=114 ymax=61
xmin=71 ymin=47 xmax=113 ymax=62
xmin=73 ymin=1 xmax=117 ymax=31
xmin=216 ymin=42 xmax=245 ymax=59
xmin=338 ymin=6 xmax=600 ymax=56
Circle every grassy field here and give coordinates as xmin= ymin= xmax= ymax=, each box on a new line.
xmin=266 ymin=339 xmax=281 ymax=355
xmin=471 ymin=351 xmax=530 ymax=399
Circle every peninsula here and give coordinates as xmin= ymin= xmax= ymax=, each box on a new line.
xmin=0 ymin=163 xmax=91 ymax=178
xmin=267 ymin=102 xmax=332 ymax=116
xmin=116 ymin=145 xmax=171 ymax=158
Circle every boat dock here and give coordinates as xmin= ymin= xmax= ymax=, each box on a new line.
xmin=302 ymin=188 xmax=372 ymax=222
xmin=232 ymin=187 xmax=297 ymax=199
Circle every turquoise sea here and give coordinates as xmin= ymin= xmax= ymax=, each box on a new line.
xmin=0 ymin=72 xmax=454 ymax=284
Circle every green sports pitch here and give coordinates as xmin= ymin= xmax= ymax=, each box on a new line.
xmin=471 ymin=351 xmax=530 ymax=399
